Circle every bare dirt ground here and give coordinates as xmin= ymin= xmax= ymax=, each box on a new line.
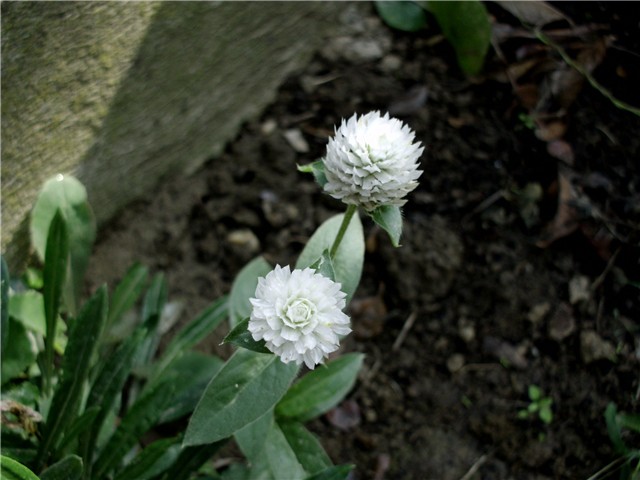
xmin=88 ymin=3 xmax=640 ymax=479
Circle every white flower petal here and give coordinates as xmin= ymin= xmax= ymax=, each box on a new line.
xmin=248 ymin=265 xmax=351 ymax=369
xmin=322 ymin=111 xmax=423 ymax=211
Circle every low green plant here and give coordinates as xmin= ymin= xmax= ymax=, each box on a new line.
xmin=2 ymin=110 xmax=424 ymax=479
xmin=0 ymin=177 xmax=363 ymax=480
xmin=374 ymin=0 xmax=492 ymax=76
xmin=587 ymin=403 xmax=640 ymax=480
xmin=518 ymin=384 xmax=554 ymax=425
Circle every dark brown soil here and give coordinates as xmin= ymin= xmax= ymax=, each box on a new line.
xmin=87 ymin=4 xmax=640 ymax=479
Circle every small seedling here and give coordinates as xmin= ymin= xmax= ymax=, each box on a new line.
xmin=594 ymin=402 xmax=640 ymax=480
xmin=518 ymin=384 xmax=553 ymax=425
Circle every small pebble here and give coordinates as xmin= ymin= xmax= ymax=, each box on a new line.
xmin=226 ymin=229 xmax=260 ymax=255
xmin=447 ymin=353 xmax=465 ymax=373
xmin=569 ymin=275 xmax=591 ymax=305
xmin=580 ymin=330 xmax=616 ymax=364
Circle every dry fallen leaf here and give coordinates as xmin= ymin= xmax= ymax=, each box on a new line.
xmin=537 ymin=166 xmax=581 ymax=247
xmin=326 ymin=399 xmax=361 ymax=431
xmin=495 ymin=1 xmax=569 ymax=27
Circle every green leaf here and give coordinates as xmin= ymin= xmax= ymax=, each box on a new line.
xmin=375 ymin=1 xmax=428 ymax=32
xmin=308 ymin=250 xmax=335 ymax=282
xmin=528 ymin=384 xmax=541 ymax=401
xmin=234 ymin=410 xmax=274 ymax=461
xmin=426 ymin=0 xmax=491 ymax=76
xmin=239 ymin=420 xmax=309 ymax=480
xmin=296 ymin=214 xmax=364 ymax=302
xmin=0 ymin=450 xmax=37 ymax=468
xmin=276 ymin=353 xmax=364 ymax=422
xmin=113 ymin=436 xmax=181 ymax=480
xmin=279 ymin=422 xmax=332 ymax=475
xmin=229 ymin=257 xmax=272 ymax=328
xmin=41 ymin=210 xmax=68 ymax=392
xmin=605 ymin=403 xmax=627 ymax=455
xmin=37 ymin=285 xmax=108 ymax=469
xmin=257 ymin=422 xmax=307 ymax=480
xmin=141 ymin=273 xmax=167 ymax=327
xmin=184 ymin=349 xmax=298 ymax=446
xmin=219 ymin=464 xmax=251 ymax=480
xmin=297 ymin=160 xmax=327 ymax=188
xmin=1 ymin=319 xmax=38 ymax=384
xmin=0 ymin=455 xmax=40 ymax=480
xmin=107 ymin=263 xmax=148 ymax=332
xmin=9 ymin=291 xmax=67 ymax=353
xmin=30 ymin=175 xmax=96 ymax=316
xmin=56 ymin=406 xmax=100 ymax=452
xmin=81 ymin=327 xmax=146 ymax=470
xmin=305 ymin=464 xmax=354 ymax=480
xmin=155 ymin=352 xmax=224 ymax=424
xmin=151 ymin=296 xmax=228 ymax=382
xmin=1 ymin=256 xmax=9 ymax=353
xmin=539 ymin=406 xmax=553 ymax=425
xmin=618 ymin=412 xmax=640 ymax=433
xmin=370 ymin=205 xmax=403 ymax=247
xmin=223 ymin=317 xmax=271 ymax=354
xmin=39 ymin=455 xmax=82 ymax=480
xmin=135 ymin=274 xmax=168 ymax=367
xmin=92 ymin=379 xmax=175 ymax=479
xmin=159 ymin=442 xmax=225 ymax=480
xmin=24 ymin=268 xmax=43 ymax=290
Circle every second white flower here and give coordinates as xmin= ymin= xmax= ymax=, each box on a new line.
xmin=322 ymin=111 xmax=424 ymax=211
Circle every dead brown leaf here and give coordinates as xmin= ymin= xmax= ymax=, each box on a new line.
xmin=326 ymin=399 xmax=361 ymax=431
xmin=537 ymin=166 xmax=581 ymax=247
xmin=495 ymin=0 xmax=569 ymax=28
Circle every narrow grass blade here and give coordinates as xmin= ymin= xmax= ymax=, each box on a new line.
xmin=135 ymin=274 xmax=167 ymax=367
xmin=41 ymin=210 xmax=68 ymax=395
xmin=107 ymin=263 xmax=148 ymax=331
xmin=1 ymin=256 xmax=9 ymax=352
xmin=81 ymin=328 xmax=146 ymax=473
xmin=39 ymin=455 xmax=83 ymax=480
xmin=112 ymin=437 xmax=181 ymax=480
xmin=159 ymin=442 xmax=225 ymax=480
xmin=36 ymin=285 xmax=108 ymax=469
xmin=150 ymin=296 xmax=227 ymax=382
xmin=92 ymin=379 xmax=174 ymax=478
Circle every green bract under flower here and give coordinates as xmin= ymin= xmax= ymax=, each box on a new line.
xmin=322 ymin=111 xmax=424 ymax=211
xmin=248 ymin=265 xmax=351 ymax=369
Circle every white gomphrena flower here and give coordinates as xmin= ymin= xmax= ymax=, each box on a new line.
xmin=248 ymin=265 xmax=351 ymax=369
xmin=323 ymin=111 xmax=424 ymax=211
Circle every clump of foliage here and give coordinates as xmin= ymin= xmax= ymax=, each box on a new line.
xmin=517 ymin=384 xmax=554 ymax=426
xmin=2 ymin=110 xmax=424 ymax=479
xmin=0 ymin=176 xmax=362 ymax=479
xmin=374 ymin=0 xmax=492 ymax=76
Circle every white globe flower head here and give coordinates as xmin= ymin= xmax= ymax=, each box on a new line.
xmin=248 ymin=265 xmax=351 ymax=369
xmin=323 ymin=111 xmax=424 ymax=211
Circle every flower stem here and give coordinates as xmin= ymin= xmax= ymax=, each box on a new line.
xmin=329 ymin=205 xmax=357 ymax=259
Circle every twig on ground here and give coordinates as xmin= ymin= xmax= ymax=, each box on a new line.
xmin=392 ymin=312 xmax=417 ymax=351
xmin=534 ymin=29 xmax=640 ymax=117
xmin=591 ymin=247 xmax=621 ymax=293
xmin=459 ymin=454 xmax=489 ymax=480
xmin=463 ymin=189 xmax=506 ymax=224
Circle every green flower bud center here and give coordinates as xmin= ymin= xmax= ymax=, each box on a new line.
xmin=283 ymin=297 xmax=317 ymax=329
